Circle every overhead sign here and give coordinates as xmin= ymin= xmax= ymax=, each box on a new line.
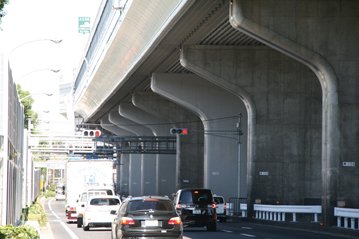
xmin=78 ymin=17 xmax=91 ymax=34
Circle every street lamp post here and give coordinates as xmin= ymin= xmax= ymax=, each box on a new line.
xmin=8 ymin=38 xmax=62 ymax=62
xmin=20 ymin=93 xmax=53 ymax=102
xmin=0 ymin=38 xmax=62 ymax=224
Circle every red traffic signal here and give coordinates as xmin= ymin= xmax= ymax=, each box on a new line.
xmin=83 ymin=130 xmax=101 ymax=137
xmin=170 ymin=128 xmax=188 ymax=135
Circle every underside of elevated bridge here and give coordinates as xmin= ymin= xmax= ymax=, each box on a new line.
xmin=73 ymin=0 xmax=359 ymax=227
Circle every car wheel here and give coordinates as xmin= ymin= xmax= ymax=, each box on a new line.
xmin=77 ymin=217 xmax=83 ymax=228
xmin=207 ymin=222 xmax=217 ymax=231
xmin=83 ymin=224 xmax=90 ymax=231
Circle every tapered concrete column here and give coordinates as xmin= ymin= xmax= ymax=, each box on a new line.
xmin=119 ymin=102 xmax=170 ymax=195
xmin=229 ymin=0 xmax=353 ymax=226
xmin=152 ymin=73 xmax=247 ymax=199
xmin=133 ymin=92 xmax=204 ymax=194
xmin=109 ymin=110 xmax=153 ymax=196
xmin=181 ymin=45 xmax=322 ymax=220
xmin=103 ymin=114 xmax=136 ymax=197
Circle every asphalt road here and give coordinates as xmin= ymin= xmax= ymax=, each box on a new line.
xmin=44 ymin=198 xmax=358 ymax=239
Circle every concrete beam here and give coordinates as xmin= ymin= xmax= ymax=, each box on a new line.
xmin=151 ymin=73 xmax=247 ymax=199
xmin=100 ymin=116 xmax=133 ymax=136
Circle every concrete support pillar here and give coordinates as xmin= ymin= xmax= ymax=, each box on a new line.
xmin=101 ymin=113 xmax=135 ymax=196
xmin=108 ymin=111 xmax=153 ymax=196
xmin=181 ymin=45 xmax=322 ymax=222
xmin=228 ymin=0 xmax=358 ymax=226
xmin=119 ymin=102 xmax=172 ymax=195
xmin=132 ymin=92 xmax=184 ymax=196
xmin=133 ymin=92 xmax=203 ymax=194
xmin=152 ymin=73 xmax=247 ymax=199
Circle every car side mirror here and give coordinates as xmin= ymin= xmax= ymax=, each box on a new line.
xmin=110 ymin=210 xmax=117 ymax=215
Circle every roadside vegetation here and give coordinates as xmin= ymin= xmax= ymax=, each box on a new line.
xmin=0 ymin=186 xmax=56 ymax=239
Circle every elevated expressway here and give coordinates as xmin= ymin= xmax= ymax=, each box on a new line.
xmin=72 ymin=0 xmax=359 ymax=227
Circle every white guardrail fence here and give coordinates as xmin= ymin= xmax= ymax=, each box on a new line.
xmin=335 ymin=207 xmax=359 ymax=230
xmin=232 ymin=203 xmax=359 ymax=230
xmin=254 ymin=204 xmax=322 ymax=223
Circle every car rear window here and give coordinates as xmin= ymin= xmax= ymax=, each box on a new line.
xmin=80 ymin=191 xmax=106 ymax=202
xmin=214 ymin=197 xmax=224 ymax=204
xmin=90 ymin=198 xmax=120 ymax=206
xmin=179 ymin=189 xmax=213 ymax=205
xmin=128 ymin=199 xmax=173 ymax=212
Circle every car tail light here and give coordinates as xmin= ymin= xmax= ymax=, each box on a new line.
xmin=211 ymin=203 xmax=216 ymax=209
xmin=224 ymin=203 xmax=227 ymax=210
xmin=176 ymin=203 xmax=182 ymax=209
xmin=69 ymin=207 xmax=76 ymax=212
xmin=168 ymin=217 xmax=182 ymax=225
xmin=120 ymin=217 xmax=135 ymax=225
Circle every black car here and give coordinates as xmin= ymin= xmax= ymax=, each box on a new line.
xmin=173 ymin=188 xmax=217 ymax=231
xmin=111 ymin=195 xmax=183 ymax=239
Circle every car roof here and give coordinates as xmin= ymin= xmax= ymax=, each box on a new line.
xmin=124 ymin=195 xmax=170 ymax=202
xmin=88 ymin=195 xmax=121 ymax=200
xmin=213 ymin=194 xmax=224 ymax=198
xmin=177 ymin=188 xmax=212 ymax=192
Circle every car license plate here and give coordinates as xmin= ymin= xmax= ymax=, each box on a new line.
xmin=193 ymin=210 xmax=201 ymax=214
xmin=143 ymin=220 xmax=158 ymax=227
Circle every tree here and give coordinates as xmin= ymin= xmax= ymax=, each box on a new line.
xmin=17 ymin=84 xmax=39 ymax=130
xmin=0 ymin=0 xmax=8 ymax=19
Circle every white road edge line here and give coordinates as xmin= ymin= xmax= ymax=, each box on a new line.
xmin=221 ymin=229 xmax=233 ymax=233
xmin=48 ymin=199 xmax=79 ymax=239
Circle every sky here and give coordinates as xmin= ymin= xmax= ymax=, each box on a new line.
xmin=0 ymin=0 xmax=102 ymax=134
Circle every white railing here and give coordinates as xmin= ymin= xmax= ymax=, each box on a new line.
xmin=254 ymin=204 xmax=321 ymax=223
xmin=226 ymin=202 xmax=247 ymax=217
xmin=334 ymin=207 xmax=359 ymax=230
xmin=240 ymin=203 xmax=247 ymax=217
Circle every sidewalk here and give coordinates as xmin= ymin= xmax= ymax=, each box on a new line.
xmin=39 ymin=222 xmax=55 ymax=239
xmin=38 ymin=197 xmax=55 ymax=239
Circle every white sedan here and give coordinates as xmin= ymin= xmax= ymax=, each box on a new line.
xmin=82 ymin=195 xmax=122 ymax=231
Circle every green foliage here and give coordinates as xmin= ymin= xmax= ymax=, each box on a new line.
xmin=0 ymin=225 xmax=39 ymax=239
xmin=16 ymin=84 xmax=39 ymax=130
xmin=0 ymin=0 xmax=8 ymax=15
xmin=43 ymin=190 xmax=56 ymax=198
xmin=26 ymin=198 xmax=47 ymax=227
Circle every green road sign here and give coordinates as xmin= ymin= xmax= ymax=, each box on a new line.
xmin=78 ymin=17 xmax=90 ymax=34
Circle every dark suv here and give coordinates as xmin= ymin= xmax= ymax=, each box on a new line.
xmin=173 ymin=188 xmax=217 ymax=231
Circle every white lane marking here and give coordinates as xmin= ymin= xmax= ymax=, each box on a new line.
xmin=240 ymin=233 xmax=256 ymax=237
xmin=221 ymin=229 xmax=233 ymax=233
xmin=242 ymin=226 xmax=253 ymax=230
xmin=48 ymin=199 xmax=60 ymax=219
xmin=48 ymin=199 xmax=79 ymax=239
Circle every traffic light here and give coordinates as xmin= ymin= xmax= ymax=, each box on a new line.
xmin=83 ymin=129 xmax=101 ymax=137
xmin=170 ymin=128 xmax=188 ymax=135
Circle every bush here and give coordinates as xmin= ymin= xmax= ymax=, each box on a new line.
xmin=0 ymin=225 xmax=39 ymax=239
xmin=26 ymin=198 xmax=47 ymax=227
xmin=43 ymin=190 xmax=56 ymax=198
